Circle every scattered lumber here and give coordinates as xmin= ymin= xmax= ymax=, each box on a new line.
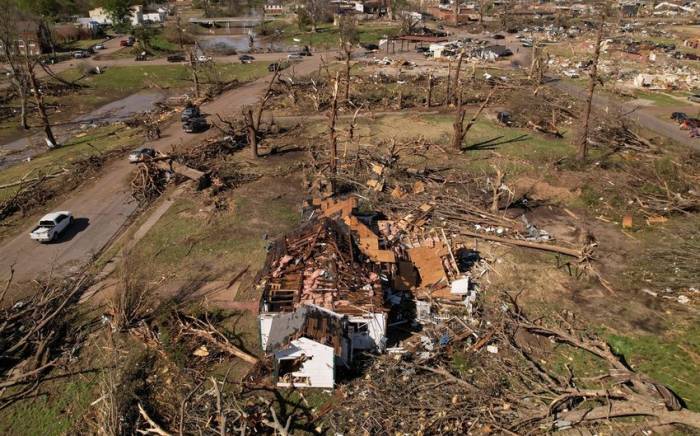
xmin=459 ymin=229 xmax=584 ymax=258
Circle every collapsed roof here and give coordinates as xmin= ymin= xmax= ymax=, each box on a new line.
xmin=260 ymin=217 xmax=385 ymax=316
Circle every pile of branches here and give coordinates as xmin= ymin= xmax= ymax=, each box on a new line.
xmin=92 ymin=273 xmax=309 ymax=435
xmin=0 ymin=272 xmax=92 ymax=410
xmin=329 ymin=138 xmax=588 ymax=259
xmin=324 ymin=294 xmax=700 ymax=433
xmin=503 ymin=297 xmax=700 ymax=432
xmin=130 ymin=162 xmax=168 ymax=205
xmin=589 ymin=116 xmax=659 ymax=154
xmin=504 ymin=87 xmax=577 ymax=136
xmin=175 ymin=137 xmax=261 ymax=194
xmin=623 ymin=153 xmax=700 ymax=217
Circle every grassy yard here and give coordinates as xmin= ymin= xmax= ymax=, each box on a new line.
xmin=128 ymin=162 xmax=303 ymax=288
xmin=634 ymin=90 xmax=688 ymax=107
xmin=0 ymin=378 xmax=97 ymax=435
xmin=345 ymin=113 xmax=574 ymax=175
xmin=608 ymin=323 xmax=700 ymax=411
xmin=62 ymin=38 xmax=106 ymax=50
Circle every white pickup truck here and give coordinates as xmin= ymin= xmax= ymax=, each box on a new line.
xmin=30 ymin=211 xmax=73 ymax=243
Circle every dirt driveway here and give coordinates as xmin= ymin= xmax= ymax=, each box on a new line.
xmin=0 ymin=53 xmax=327 ymax=286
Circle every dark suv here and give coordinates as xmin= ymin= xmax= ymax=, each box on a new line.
xmin=183 ymin=117 xmax=208 ymax=133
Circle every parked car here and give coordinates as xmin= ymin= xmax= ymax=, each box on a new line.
xmin=416 ymin=46 xmax=429 ymax=53
xmin=183 ymin=117 xmax=209 ymax=133
xmin=167 ymin=53 xmax=186 ymax=62
xmin=239 ymin=54 xmax=255 ymax=64
xmin=135 ymin=51 xmax=149 ymax=61
xmin=563 ymin=69 xmax=579 ymax=78
xmin=73 ymin=51 xmax=89 ymax=59
xmin=197 ymin=55 xmax=212 ymax=63
xmin=287 ymin=53 xmax=303 ymax=61
xmin=181 ymin=105 xmax=201 ymax=122
xmin=688 ymin=94 xmax=700 ymax=104
xmin=93 ymin=44 xmax=105 ymax=50
xmin=30 ymin=211 xmax=73 ymax=243
xmin=120 ymin=37 xmax=134 ymax=47
xmin=671 ymin=112 xmax=688 ymax=123
xmin=128 ymin=147 xmax=157 ymax=163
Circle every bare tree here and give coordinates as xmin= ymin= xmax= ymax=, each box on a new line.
xmin=302 ymin=0 xmax=329 ymax=33
xmin=477 ymin=0 xmax=492 ymax=30
xmin=338 ymin=16 xmax=359 ymax=104
xmin=23 ymin=51 xmax=57 ymax=147
xmin=255 ymin=68 xmax=280 ymax=130
xmin=188 ymin=48 xmax=200 ymax=99
xmin=328 ymin=73 xmax=340 ymax=191
xmin=453 ymin=86 xmax=495 ymax=149
xmin=426 ymin=72 xmax=433 ymax=108
xmin=578 ymin=16 xmax=605 ymax=162
xmin=0 ymin=4 xmax=38 ymax=132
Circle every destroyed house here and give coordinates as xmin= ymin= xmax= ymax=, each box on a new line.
xmin=258 ymin=217 xmax=389 ymax=387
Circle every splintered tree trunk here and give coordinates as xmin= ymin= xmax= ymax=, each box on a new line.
xmin=243 ymin=107 xmax=258 ymax=158
xmin=329 ymin=74 xmax=340 ymax=189
xmin=426 ymin=72 xmax=433 ymax=108
xmin=452 ymin=90 xmax=466 ymax=150
xmin=578 ymin=18 xmax=604 ymax=162
xmin=24 ymin=55 xmax=56 ymax=148
xmin=453 ymin=87 xmax=495 ymax=150
xmin=344 ymin=49 xmax=351 ymax=104
xmin=188 ymin=51 xmax=200 ymax=98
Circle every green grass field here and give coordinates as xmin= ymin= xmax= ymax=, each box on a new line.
xmin=0 ymin=125 xmax=142 ymax=202
xmin=61 ymin=62 xmax=271 ymax=93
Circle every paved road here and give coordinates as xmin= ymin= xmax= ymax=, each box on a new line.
xmin=551 ymin=80 xmax=700 ymax=152
xmin=0 ymin=53 xmax=327 ymax=285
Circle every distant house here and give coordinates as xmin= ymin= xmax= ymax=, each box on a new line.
xmin=264 ymin=3 xmax=288 ymax=16
xmin=89 ymin=5 xmax=144 ymax=26
xmin=0 ymin=21 xmax=52 ymax=56
xmin=76 ymin=17 xmax=102 ymax=32
xmin=143 ymin=12 xmax=165 ymax=23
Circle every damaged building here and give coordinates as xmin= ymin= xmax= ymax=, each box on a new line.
xmin=258 ymin=215 xmax=389 ymax=388
xmin=257 ymin=198 xmax=481 ymax=388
